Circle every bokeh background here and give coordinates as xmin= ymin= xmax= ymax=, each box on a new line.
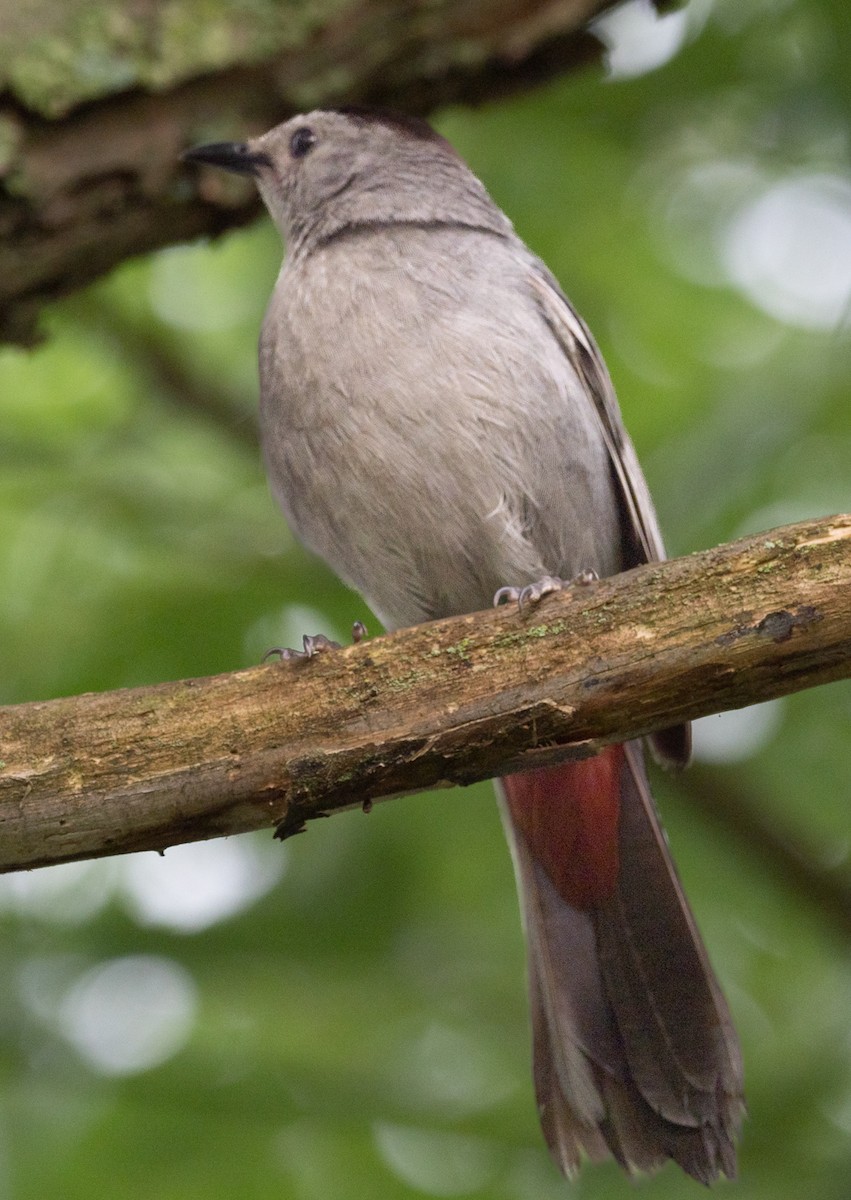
xmin=1 ymin=1 xmax=850 ymax=1197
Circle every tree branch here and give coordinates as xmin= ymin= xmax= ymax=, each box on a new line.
xmin=681 ymin=765 xmax=851 ymax=941
xmin=0 ymin=0 xmax=627 ymax=345
xmin=1 ymin=514 xmax=849 ymax=874
xmin=67 ymin=292 xmax=260 ymax=452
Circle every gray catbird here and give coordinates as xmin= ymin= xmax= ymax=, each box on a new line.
xmin=184 ymin=107 xmax=744 ymax=1182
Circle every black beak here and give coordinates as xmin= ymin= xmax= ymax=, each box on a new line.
xmin=182 ymin=141 xmax=271 ymax=177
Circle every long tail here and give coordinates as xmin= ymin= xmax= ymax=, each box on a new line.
xmin=499 ymin=743 xmax=744 ymax=1183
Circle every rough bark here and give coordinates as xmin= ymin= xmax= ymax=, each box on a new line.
xmin=0 ymin=0 xmax=629 ymax=344
xmin=1 ymin=514 xmax=849 ymax=874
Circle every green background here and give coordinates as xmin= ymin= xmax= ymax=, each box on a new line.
xmin=1 ymin=1 xmax=850 ymax=1197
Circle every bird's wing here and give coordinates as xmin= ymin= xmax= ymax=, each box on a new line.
xmin=529 ymin=266 xmax=666 ymax=566
xmin=529 ymin=266 xmax=690 ymax=766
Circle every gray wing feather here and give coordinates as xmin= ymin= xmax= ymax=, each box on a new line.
xmin=528 ymin=267 xmax=666 ymax=566
xmin=529 ymin=267 xmax=690 ymax=767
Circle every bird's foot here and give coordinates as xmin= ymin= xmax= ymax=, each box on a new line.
xmin=493 ymin=570 xmax=597 ymax=614
xmin=264 ymin=620 xmax=367 ymax=662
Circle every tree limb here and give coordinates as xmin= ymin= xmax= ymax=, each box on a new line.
xmin=0 ymin=0 xmax=628 ymax=345
xmin=67 ymin=291 xmax=260 ymax=451
xmin=682 ymin=765 xmax=851 ymax=940
xmin=1 ymin=514 xmax=849 ymax=874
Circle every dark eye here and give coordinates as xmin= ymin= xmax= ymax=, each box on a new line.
xmin=290 ymin=127 xmax=316 ymax=159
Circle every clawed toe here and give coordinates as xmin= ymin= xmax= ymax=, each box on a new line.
xmin=264 ymin=620 xmax=368 ymax=663
xmin=493 ymin=574 xmax=565 ymax=613
xmin=493 ymin=571 xmax=598 ymax=614
xmin=263 ymin=633 xmax=340 ymax=662
xmin=493 ymin=585 xmax=522 ymax=607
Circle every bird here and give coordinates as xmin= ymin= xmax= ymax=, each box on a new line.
xmin=183 ymin=106 xmax=744 ymax=1182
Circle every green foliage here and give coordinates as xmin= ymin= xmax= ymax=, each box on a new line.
xmin=1 ymin=1 xmax=850 ymax=1196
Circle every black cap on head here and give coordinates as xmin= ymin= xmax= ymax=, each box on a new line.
xmin=331 ymin=105 xmax=444 ymax=144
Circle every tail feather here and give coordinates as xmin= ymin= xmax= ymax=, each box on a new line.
xmin=595 ymin=744 xmax=742 ymax=1120
xmin=499 ymin=742 xmax=744 ymax=1182
xmin=529 ymin=959 xmax=611 ymax=1175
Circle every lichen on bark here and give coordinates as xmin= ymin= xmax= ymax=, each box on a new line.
xmin=1 ymin=0 xmax=348 ymax=116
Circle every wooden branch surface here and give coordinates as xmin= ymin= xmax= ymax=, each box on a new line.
xmin=1 ymin=515 xmax=849 ymax=874
xmin=0 ymin=0 xmax=621 ymax=344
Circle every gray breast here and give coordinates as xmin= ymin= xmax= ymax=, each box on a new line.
xmin=259 ymin=225 xmax=621 ymax=629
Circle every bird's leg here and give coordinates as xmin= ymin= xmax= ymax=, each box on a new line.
xmin=264 ymin=620 xmax=368 ymax=662
xmin=493 ymin=570 xmax=597 ymax=614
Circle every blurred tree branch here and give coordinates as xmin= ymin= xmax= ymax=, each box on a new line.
xmin=1 ymin=514 xmax=849 ymax=885
xmin=0 ymin=0 xmax=634 ymax=345
xmin=68 ymin=293 xmax=260 ymax=451
xmin=683 ymin=765 xmax=851 ymax=940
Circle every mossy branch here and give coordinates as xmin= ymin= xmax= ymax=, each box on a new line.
xmin=0 ymin=0 xmax=627 ymax=344
xmin=1 ymin=514 xmax=849 ymax=874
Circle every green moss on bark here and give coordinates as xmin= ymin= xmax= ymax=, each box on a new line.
xmin=1 ymin=0 xmax=353 ymax=116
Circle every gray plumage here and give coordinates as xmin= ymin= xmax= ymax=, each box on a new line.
xmin=184 ymin=107 xmax=744 ymax=1181
xmin=256 ymin=113 xmax=622 ymax=628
